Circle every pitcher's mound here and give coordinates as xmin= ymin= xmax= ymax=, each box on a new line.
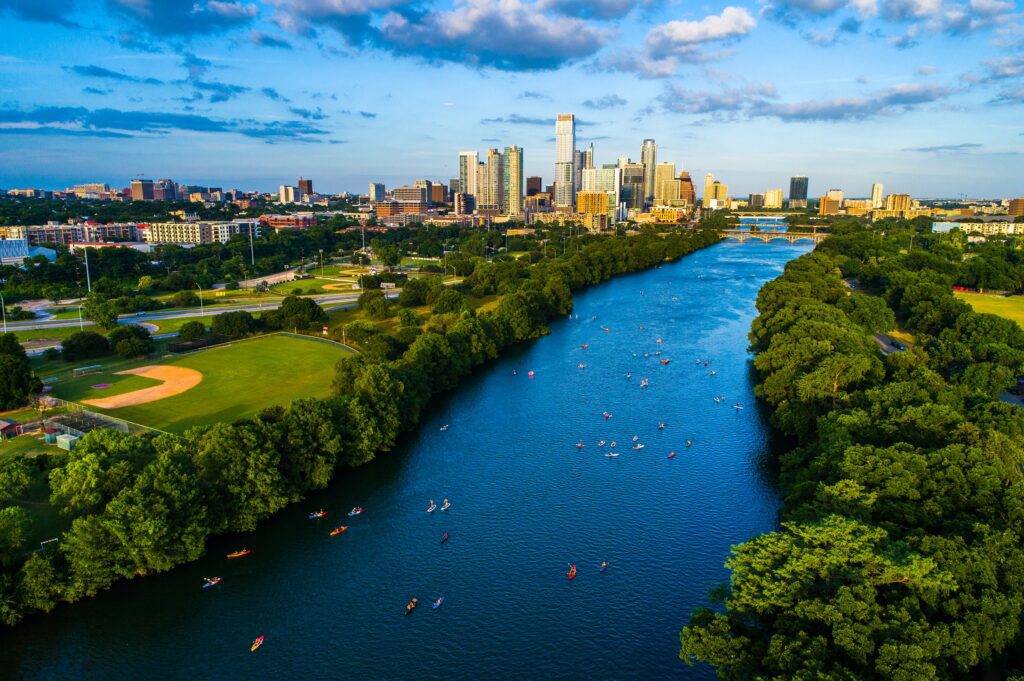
xmin=83 ymin=366 xmax=203 ymax=409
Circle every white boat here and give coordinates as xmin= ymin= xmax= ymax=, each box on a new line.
xmin=606 ymin=452 xmax=620 ymax=458
xmin=632 ymin=444 xmax=645 ymax=450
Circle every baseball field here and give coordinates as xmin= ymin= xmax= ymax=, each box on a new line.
xmin=48 ymin=334 xmax=351 ymax=433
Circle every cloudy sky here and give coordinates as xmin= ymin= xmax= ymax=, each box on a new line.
xmin=0 ymin=0 xmax=1021 ymax=197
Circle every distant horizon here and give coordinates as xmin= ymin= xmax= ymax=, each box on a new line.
xmin=1 ymin=0 xmax=1021 ymax=196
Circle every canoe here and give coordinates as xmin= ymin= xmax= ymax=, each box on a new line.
xmin=568 ymin=565 xmax=577 ymax=580
xmin=433 ymin=597 xmax=445 ymax=610
xmin=308 ymin=511 xmax=327 ymax=520
xmin=348 ymin=508 xmax=363 ymax=517
xmin=606 ymin=452 xmax=620 ymax=458
xmin=251 ymin=636 xmax=264 ymax=652
xmin=202 ymin=577 xmax=222 ymax=589
xmin=330 ymin=526 xmax=348 ymax=537
xmin=226 ymin=549 xmax=251 ymax=559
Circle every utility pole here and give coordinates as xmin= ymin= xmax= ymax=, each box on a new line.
xmin=83 ymin=246 xmax=92 ymax=293
xmin=249 ymin=224 xmax=256 ymax=265
xmin=0 ymin=292 xmax=6 ymax=333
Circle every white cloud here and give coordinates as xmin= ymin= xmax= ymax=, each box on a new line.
xmin=646 ymin=7 xmax=756 ymax=53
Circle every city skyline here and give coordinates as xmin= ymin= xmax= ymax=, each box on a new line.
xmin=0 ymin=0 xmax=1022 ymax=196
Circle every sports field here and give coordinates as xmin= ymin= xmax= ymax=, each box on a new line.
xmin=955 ymin=291 xmax=1024 ymax=328
xmin=49 ymin=334 xmax=351 ymax=433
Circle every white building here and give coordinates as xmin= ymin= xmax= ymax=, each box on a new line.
xmin=554 ymin=113 xmax=576 ymax=210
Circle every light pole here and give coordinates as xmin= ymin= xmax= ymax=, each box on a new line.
xmin=83 ymin=247 xmax=92 ymax=293
xmin=319 ymin=249 xmax=324 ymax=278
xmin=197 ymin=283 xmax=204 ymax=321
xmin=77 ymin=304 xmax=84 ymax=330
xmin=0 ymin=291 xmax=6 ymax=334
xmin=249 ymin=225 xmax=256 ymax=265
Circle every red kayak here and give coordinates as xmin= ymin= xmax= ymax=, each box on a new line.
xmin=568 ymin=564 xmax=577 ymax=580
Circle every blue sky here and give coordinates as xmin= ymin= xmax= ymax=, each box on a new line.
xmin=0 ymin=0 xmax=1021 ymax=197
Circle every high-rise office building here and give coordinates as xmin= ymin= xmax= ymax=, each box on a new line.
xmin=298 ymin=177 xmax=313 ymax=196
xmin=764 ymin=189 xmax=784 ymax=209
xmin=526 ymin=176 xmax=542 ymax=197
xmin=1010 ymin=197 xmax=1024 ymax=216
xmin=885 ymin=193 xmax=911 ymax=211
xmin=554 ymin=113 xmax=576 ymax=209
xmin=703 ymin=174 xmax=716 ymax=208
xmin=826 ymin=188 xmax=844 ymax=202
xmin=130 ymin=179 xmax=155 ymax=201
xmin=414 ymin=179 xmax=433 ymax=203
xmin=678 ymin=172 xmax=697 ymax=207
xmin=368 ymin=183 xmax=385 ymax=202
xmin=279 ymin=185 xmax=299 ymax=204
xmin=640 ymin=139 xmax=657 ymax=206
xmin=748 ymin=194 xmax=765 ymax=209
xmin=789 ymin=176 xmax=808 ymax=208
xmin=654 ymin=162 xmax=677 ymax=206
xmin=504 ymin=145 xmax=524 ymax=216
xmin=583 ymin=144 xmax=594 ymax=171
xmin=621 ymin=163 xmax=645 ymax=210
xmin=153 ymin=179 xmax=177 ymax=201
xmin=871 ymin=183 xmax=884 ymax=209
xmin=459 ymin=151 xmax=479 ymax=197
xmin=581 ymin=166 xmax=622 ymax=222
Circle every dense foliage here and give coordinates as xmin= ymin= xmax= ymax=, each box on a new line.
xmin=0 ymin=227 xmax=721 ymax=625
xmin=0 ymin=334 xmax=41 ymax=410
xmin=681 ymin=221 xmax=1024 ymax=679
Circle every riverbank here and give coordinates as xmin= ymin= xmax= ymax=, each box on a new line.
xmin=0 ymin=228 xmax=722 ymax=628
xmin=680 ymin=224 xmax=1024 ymax=679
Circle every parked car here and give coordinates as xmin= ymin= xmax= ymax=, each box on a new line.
xmin=892 ymin=340 xmax=906 ymax=351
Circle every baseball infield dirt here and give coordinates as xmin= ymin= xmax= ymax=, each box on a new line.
xmin=82 ymin=365 xmax=203 ymax=409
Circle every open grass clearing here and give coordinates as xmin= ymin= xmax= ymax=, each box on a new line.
xmin=955 ymin=291 xmax=1024 ymax=328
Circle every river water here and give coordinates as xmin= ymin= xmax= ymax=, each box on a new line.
xmin=0 ymin=241 xmax=812 ymax=680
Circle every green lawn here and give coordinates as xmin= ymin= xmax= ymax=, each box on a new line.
xmin=55 ymin=373 xmax=161 ymax=402
xmin=955 ymin=292 xmax=1024 ymax=328
xmin=47 ymin=334 xmax=351 ymax=433
xmin=11 ymin=327 xmax=82 ymax=344
xmin=272 ymin=278 xmax=354 ymax=295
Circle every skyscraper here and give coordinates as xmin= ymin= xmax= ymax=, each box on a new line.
xmin=478 ymin=148 xmax=505 ymax=214
xmin=130 ymin=179 xmax=155 ymax=201
xmin=583 ymin=144 xmax=594 ymax=171
xmin=298 ymin=177 xmax=313 ymax=196
xmin=678 ymin=172 xmax=696 ymax=207
xmin=703 ymin=174 xmax=716 ymax=208
xmin=368 ymin=183 xmax=385 ymax=201
xmin=554 ymin=114 xmax=576 ymax=210
xmin=621 ymin=163 xmax=645 ymax=210
xmin=789 ymin=176 xmax=809 ymax=207
xmin=504 ymin=145 xmax=524 ymax=216
xmin=871 ymin=183 xmax=884 ymax=209
xmin=459 ymin=151 xmax=479 ymax=197
xmin=279 ymin=185 xmax=298 ymax=204
xmin=640 ymin=139 xmax=657 ymax=207
xmin=764 ymin=189 xmax=784 ymax=209
xmin=526 ymin=176 xmax=542 ymax=197
xmin=654 ymin=162 xmax=677 ymax=206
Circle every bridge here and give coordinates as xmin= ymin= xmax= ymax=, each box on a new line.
xmin=723 ymin=229 xmax=829 ymax=244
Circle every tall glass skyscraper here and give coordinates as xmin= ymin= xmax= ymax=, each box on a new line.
xmin=789 ymin=176 xmax=808 ymax=202
xmin=640 ymin=139 xmax=657 ymax=207
xmin=554 ymin=113 xmax=576 ymax=209
xmin=459 ymin=151 xmax=479 ymax=198
xmin=503 ymin=145 xmax=523 ymax=216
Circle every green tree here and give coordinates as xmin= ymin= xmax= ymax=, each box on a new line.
xmin=432 ymin=288 xmax=467 ymax=314
xmin=0 ymin=454 xmax=33 ymax=499
xmin=0 ymin=506 xmax=32 ymax=566
xmin=358 ymin=289 xmax=391 ymax=319
xmin=60 ymin=331 xmax=110 ymax=362
xmin=49 ymin=430 xmax=150 ymax=517
xmin=178 ymin=320 xmax=207 ymax=341
xmin=0 ymin=354 xmax=41 ymax=410
xmin=211 ymin=310 xmax=256 ymax=338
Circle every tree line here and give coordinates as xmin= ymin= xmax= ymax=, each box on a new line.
xmin=0 ymin=227 xmax=721 ymax=625
xmin=680 ymin=220 xmax=1024 ymax=679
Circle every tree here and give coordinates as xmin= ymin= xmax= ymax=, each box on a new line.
xmin=432 ymin=288 xmax=467 ymax=314
xmin=115 ymin=337 xmax=149 ymax=359
xmin=265 ymin=295 xmax=326 ymax=331
xmin=0 ymin=506 xmax=32 ymax=566
xmin=0 ymin=354 xmax=41 ymax=410
xmin=0 ymin=454 xmax=33 ymax=499
xmin=83 ymin=298 xmax=118 ymax=330
xmin=109 ymin=325 xmax=153 ymax=358
xmin=358 ymin=289 xmax=391 ymax=319
xmin=211 ymin=310 xmax=256 ymax=338
xmin=49 ymin=430 xmax=150 ymax=517
xmin=178 ymin=320 xmax=207 ymax=341
xmin=169 ymin=290 xmax=200 ymax=308
xmin=61 ymin=331 xmax=110 ymax=362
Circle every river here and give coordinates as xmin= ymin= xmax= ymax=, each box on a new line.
xmin=0 ymin=240 xmax=812 ymax=680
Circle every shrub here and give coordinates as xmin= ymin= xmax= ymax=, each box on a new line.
xmin=178 ymin=321 xmax=207 ymax=341
xmin=61 ymin=331 xmax=110 ymax=362
xmin=211 ymin=311 xmax=257 ymax=339
xmin=115 ymin=337 xmax=150 ymax=359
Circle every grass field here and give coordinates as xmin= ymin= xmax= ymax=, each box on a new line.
xmin=955 ymin=292 xmax=1024 ymax=328
xmin=272 ymin=278 xmax=355 ymax=295
xmin=47 ymin=334 xmax=351 ymax=433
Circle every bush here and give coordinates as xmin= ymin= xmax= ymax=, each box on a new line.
xmin=211 ymin=310 xmax=257 ymax=339
xmin=43 ymin=347 xmax=61 ymax=361
xmin=225 ymin=280 xmax=239 ymax=291
xmin=342 ymin=321 xmax=380 ymax=344
xmin=263 ymin=296 xmax=326 ymax=331
xmin=115 ymin=337 xmax=150 ymax=359
xmin=178 ymin=321 xmax=207 ymax=341
xmin=398 ymin=308 xmax=420 ymax=327
xmin=108 ymin=324 xmax=151 ymax=347
xmin=61 ymin=331 xmax=110 ymax=362
xmin=169 ymin=290 xmax=200 ymax=308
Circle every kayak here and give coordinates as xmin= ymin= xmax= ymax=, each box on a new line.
xmin=226 ymin=549 xmax=251 ymax=559
xmin=308 ymin=510 xmax=327 ymax=520
xmin=427 ymin=504 xmax=436 ymax=513
xmin=348 ymin=507 xmax=363 ymax=517
xmin=606 ymin=452 xmax=620 ymax=458
xmin=668 ymin=451 xmax=676 ymax=459
xmin=568 ymin=565 xmax=577 ymax=580
xmin=441 ymin=534 xmax=450 ymax=544
xmin=251 ymin=636 xmax=264 ymax=652
xmin=440 ymin=501 xmax=450 ymax=511
xmin=632 ymin=444 xmax=645 ymax=450
xmin=202 ymin=577 xmax=222 ymax=589
xmin=330 ymin=526 xmax=348 ymax=537
xmin=433 ymin=597 xmax=445 ymax=610
xmin=406 ymin=598 xmax=418 ymax=615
